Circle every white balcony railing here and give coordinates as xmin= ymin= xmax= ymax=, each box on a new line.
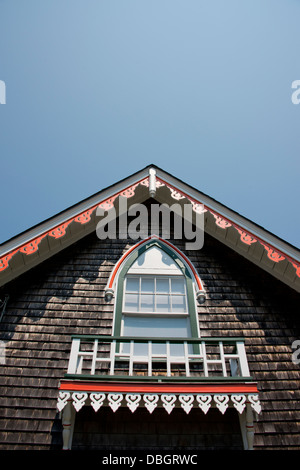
xmin=65 ymin=335 xmax=251 ymax=381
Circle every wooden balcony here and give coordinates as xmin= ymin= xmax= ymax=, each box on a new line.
xmin=59 ymin=335 xmax=261 ymax=451
xmin=65 ymin=335 xmax=252 ymax=382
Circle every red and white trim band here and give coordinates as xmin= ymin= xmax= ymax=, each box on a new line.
xmin=57 ymin=381 xmax=261 ymax=415
xmin=1 ymin=174 xmax=299 ymax=277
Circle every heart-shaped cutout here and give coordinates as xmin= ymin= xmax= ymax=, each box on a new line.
xmin=144 ymin=394 xmax=159 ymax=414
xmin=126 ymin=394 xmax=141 ymax=413
xmin=161 ymin=394 xmax=177 ymax=414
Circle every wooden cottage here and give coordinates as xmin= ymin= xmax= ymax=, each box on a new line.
xmin=0 ymin=165 xmax=299 ymax=451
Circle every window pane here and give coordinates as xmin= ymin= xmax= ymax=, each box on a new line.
xmin=140 ymin=294 xmax=154 ymax=312
xmin=156 ymin=278 xmax=169 ymax=293
xmin=141 ymin=278 xmax=155 ymax=293
xmin=156 ymin=294 xmax=170 ymax=312
xmin=124 ymin=275 xmax=188 ymax=314
xmin=122 ymin=316 xmax=191 ymax=356
xmin=171 ymin=295 xmax=187 ymax=312
xmin=133 ymin=342 xmax=151 ymax=356
xmin=126 ymin=277 xmax=139 ymax=292
xmin=124 ymin=293 xmax=139 ymax=311
xmin=123 ymin=317 xmax=190 ymax=337
xmin=171 ymin=278 xmax=185 ymax=294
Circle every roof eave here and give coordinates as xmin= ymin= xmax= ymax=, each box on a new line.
xmin=0 ymin=165 xmax=299 ymax=292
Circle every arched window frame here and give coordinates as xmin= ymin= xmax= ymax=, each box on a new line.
xmin=106 ymin=237 xmax=205 ymax=341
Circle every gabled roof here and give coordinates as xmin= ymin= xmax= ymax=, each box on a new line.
xmin=0 ymin=164 xmax=299 ymax=292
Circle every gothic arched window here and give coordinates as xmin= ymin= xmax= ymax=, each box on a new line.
xmin=108 ymin=238 xmax=204 ymax=357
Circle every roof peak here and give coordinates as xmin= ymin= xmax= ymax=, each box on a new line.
xmin=0 ymin=165 xmax=299 ymax=291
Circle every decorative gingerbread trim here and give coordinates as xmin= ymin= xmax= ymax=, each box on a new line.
xmin=0 ymin=177 xmax=148 ymax=272
xmin=1 ymin=173 xmax=299 ymax=279
xmin=156 ymin=177 xmax=300 ymax=277
xmin=57 ymin=389 xmax=261 ymax=416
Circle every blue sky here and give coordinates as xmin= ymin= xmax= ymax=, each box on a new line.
xmin=0 ymin=1 xmax=299 ymax=248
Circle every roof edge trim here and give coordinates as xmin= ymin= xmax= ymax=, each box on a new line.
xmin=0 ymin=166 xmax=299 ymax=283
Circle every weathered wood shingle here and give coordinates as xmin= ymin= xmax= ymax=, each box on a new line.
xmin=0 ymin=218 xmax=299 ymax=449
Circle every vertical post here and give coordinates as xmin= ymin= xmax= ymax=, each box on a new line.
xmin=148 ymin=341 xmax=152 ymax=376
xmin=62 ymin=400 xmax=73 ymax=450
xmin=110 ymin=340 xmax=116 ymax=375
xmin=246 ymin=402 xmax=254 ymax=450
xmin=236 ymin=341 xmax=250 ymax=377
xmin=184 ymin=341 xmax=190 ymax=377
xmin=219 ymin=341 xmax=227 ymax=377
xmin=91 ymin=339 xmax=98 ymax=375
xmin=67 ymin=338 xmax=81 ymax=374
xmin=201 ymin=341 xmax=208 ymax=377
xmin=166 ymin=341 xmax=171 ymax=376
xmin=129 ymin=341 xmax=134 ymax=376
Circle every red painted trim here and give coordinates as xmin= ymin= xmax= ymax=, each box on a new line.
xmin=108 ymin=238 xmax=147 ymax=289
xmin=107 ymin=235 xmax=204 ymax=292
xmin=157 ymin=176 xmax=300 ymax=271
xmin=0 ymin=177 xmax=148 ymax=272
xmin=59 ymin=380 xmax=258 ymax=394
xmin=157 ymin=238 xmax=204 ymax=291
xmin=1 ymin=172 xmax=299 ymax=278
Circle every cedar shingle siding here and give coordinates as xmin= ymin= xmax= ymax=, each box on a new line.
xmin=0 ymin=213 xmax=299 ymax=450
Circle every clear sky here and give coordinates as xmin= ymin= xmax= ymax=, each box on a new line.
xmin=0 ymin=1 xmax=299 ymax=248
